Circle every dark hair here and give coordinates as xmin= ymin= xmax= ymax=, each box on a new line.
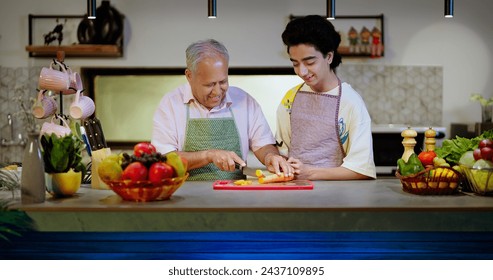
xmin=282 ymin=15 xmax=342 ymax=69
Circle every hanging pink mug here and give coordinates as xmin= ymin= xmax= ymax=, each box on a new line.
xmin=38 ymin=60 xmax=70 ymax=92
xmin=62 ymin=68 xmax=83 ymax=95
xmin=69 ymin=90 xmax=95 ymax=120
xmin=32 ymin=90 xmax=57 ymax=119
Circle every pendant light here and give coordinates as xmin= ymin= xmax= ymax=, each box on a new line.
xmin=208 ymin=0 xmax=217 ymax=18
xmin=327 ymin=0 xmax=335 ymax=20
xmin=87 ymin=0 xmax=96 ymax=19
xmin=445 ymin=0 xmax=454 ymax=18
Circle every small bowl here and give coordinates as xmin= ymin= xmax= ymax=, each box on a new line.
xmin=460 ymin=165 xmax=493 ymax=196
xmin=102 ymin=173 xmax=189 ymax=202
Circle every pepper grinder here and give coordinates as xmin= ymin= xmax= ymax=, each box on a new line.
xmin=401 ymin=127 xmax=417 ymax=162
xmin=424 ymin=127 xmax=437 ymax=152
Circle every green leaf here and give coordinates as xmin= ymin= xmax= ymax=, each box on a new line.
xmin=0 ymin=200 xmax=36 ymax=243
xmin=40 ymin=133 xmax=84 ymax=173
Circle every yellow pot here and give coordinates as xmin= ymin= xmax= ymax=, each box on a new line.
xmin=46 ymin=169 xmax=82 ymax=197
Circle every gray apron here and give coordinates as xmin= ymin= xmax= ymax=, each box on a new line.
xmin=183 ymin=105 xmax=244 ymax=180
xmin=290 ymin=79 xmax=345 ymax=168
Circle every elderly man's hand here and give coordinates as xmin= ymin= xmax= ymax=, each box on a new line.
xmin=265 ymin=153 xmax=294 ymax=177
xmin=207 ymin=149 xmax=245 ymax=171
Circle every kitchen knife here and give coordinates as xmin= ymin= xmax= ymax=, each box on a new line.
xmin=242 ymin=166 xmax=260 ymax=177
xmin=83 ymin=117 xmax=107 ymax=151
xmin=92 ymin=117 xmax=107 ymax=149
xmin=83 ymin=119 xmax=98 ymax=151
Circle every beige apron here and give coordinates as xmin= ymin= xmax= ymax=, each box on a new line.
xmin=183 ymin=105 xmax=244 ymax=180
xmin=290 ymin=80 xmax=345 ymax=168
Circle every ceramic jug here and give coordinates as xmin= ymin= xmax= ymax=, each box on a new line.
xmin=21 ymin=132 xmax=46 ymax=204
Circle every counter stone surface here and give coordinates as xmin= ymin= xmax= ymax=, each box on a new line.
xmin=2 ymin=179 xmax=493 ymax=232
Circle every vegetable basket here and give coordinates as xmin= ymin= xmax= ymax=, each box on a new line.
xmin=395 ymin=166 xmax=461 ymax=195
xmin=460 ymin=165 xmax=493 ymax=196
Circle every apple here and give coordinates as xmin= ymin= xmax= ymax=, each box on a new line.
xmin=479 ymin=139 xmax=493 ymax=149
xmin=134 ymin=142 xmax=156 ymax=157
xmin=473 ymin=148 xmax=483 ymax=161
xmin=122 ymin=162 xmax=148 ymax=182
xmin=481 ymin=147 xmax=493 ymax=161
xmin=148 ymin=162 xmax=174 ymax=183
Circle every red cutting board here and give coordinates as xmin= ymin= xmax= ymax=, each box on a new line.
xmin=213 ymin=179 xmax=314 ymax=190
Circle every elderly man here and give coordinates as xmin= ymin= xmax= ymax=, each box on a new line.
xmin=152 ymin=39 xmax=292 ymax=180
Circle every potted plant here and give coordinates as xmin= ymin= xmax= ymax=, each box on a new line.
xmin=40 ymin=130 xmax=86 ymax=197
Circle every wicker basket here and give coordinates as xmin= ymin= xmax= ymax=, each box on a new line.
xmin=395 ymin=166 xmax=461 ymax=195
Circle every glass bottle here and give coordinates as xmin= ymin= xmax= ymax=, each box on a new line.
xmin=21 ymin=132 xmax=46 ymax=204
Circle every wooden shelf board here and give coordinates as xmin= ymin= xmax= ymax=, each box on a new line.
xmin=26 ymin=44 xmax=122 ymax=57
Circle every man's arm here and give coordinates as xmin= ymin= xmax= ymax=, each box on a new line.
xmin=176 ymin=150 xmax=245 ymax=172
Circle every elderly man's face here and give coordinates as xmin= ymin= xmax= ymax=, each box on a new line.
xmin=186 ymin=56 xmax=229 ymax=110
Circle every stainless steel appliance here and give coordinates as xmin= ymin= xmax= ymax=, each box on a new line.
xmin=372 ymin=124 xmax=446 ymax=176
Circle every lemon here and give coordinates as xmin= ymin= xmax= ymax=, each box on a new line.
xmin=49 ymin=169 xmax=82 ymax=197
xmin=98 ymin=159 xmax=123 ymax=181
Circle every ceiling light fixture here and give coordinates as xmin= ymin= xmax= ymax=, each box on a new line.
xmin=445 ymin=0 xmax=454 ymax=18
xmin=327 ymin=0 xmax=335 ymax=20
xmin=87 ymin=0 xmax=96 ymax=19
xmin=208 ymin=0 xmax=217 ymax=18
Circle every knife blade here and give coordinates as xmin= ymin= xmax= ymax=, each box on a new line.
xmin=243 ymin=167 xmax=260 ymax=177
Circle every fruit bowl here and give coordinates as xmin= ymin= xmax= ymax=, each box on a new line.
xmin=460 ymin=165 xmax=493 ymax=196
xmin=101 ymin=173 xmax=189 ymax=202
xmin=395 ymin=166 xmax=462 ymax=195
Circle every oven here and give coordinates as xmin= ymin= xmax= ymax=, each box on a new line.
xmin=372 ymin=125 xmax=446 ymax=176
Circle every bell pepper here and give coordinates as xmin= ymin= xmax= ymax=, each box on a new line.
xmin=397 ymin=153 xmax=425 ymax=176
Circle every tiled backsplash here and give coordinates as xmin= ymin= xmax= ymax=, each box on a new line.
xmin=337 ymin=64 xmax=443 ymax=126
xmin=0 ymin=64 xmax=442 ymax=163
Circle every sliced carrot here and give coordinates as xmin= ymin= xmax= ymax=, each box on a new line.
xmin=255 ymin=169 xmax=265 ymax=178
xmin=258 ymin=173 xmax=294 ymax=184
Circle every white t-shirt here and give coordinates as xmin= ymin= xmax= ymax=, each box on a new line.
xmin=276 ymin=82 xmax=376 ymax=178
xmin=151 ymin=83 xmax=276 ymax=161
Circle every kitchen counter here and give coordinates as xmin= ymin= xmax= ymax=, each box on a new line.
xmin=4 ymin=178 xmax=493 ymax=232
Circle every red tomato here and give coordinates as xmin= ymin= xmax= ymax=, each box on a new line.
xmin=418 ymin=151 xmax=436 ymax=166
xmin=148 ymin=162 xmax=174 ymax=183
xmin=122 ymin=162 xmax=148 ymax=182
xmin=133 ymin=142 xmax=156 ymax=157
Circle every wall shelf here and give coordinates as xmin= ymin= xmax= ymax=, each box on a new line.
xmin=26 ymin=44 xmax=122 ymax=58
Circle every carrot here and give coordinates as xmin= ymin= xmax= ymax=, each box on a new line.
xmin=258 ymin=173 xmax=294 ymax=184
xmin=255 ymin=169 xmax=265 ymax=178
